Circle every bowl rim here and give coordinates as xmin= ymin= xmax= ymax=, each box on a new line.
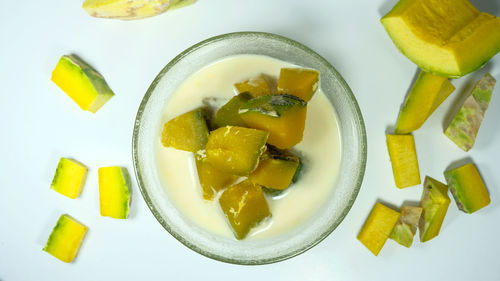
xmin=132 ymin=31 xmax=367 ymax=265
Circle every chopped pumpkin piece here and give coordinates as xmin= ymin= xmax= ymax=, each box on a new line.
xmin=50 ymin=158 xmax=88 ymax=199
xmin=234 ymin=74 xmax=272 ymax=97
xmin=239 ymin=94 xmax=307 ymax=149
xmin=206 ymin=126 xmax=268 ymax=176
xmin=213 ymin=92 xmax=252 ymax=128
xmin=195 ymin=153 xmax=238 ymax=200
xmin=249 ymin=147 xmax=300 ymax=190
xmin=51 ymin=55 xmax=114 ymax=113
xmin=161 ymin=108 xmax=209 ymax=152
xmin=389 ymin=206 xmax=423 ymax=247
xmin=381 ymin=0 xmax=500 ymax=77
xmin=419 ymin=176 xmax=451 ymax=242
xmin=82 ymin=0 xmax=196 ymax=20
xmin=98 ymin=166 xmax=132 ymax=219
xmin=219 ymin=180 xmax=271 ymax=239
xmin=444 ymin=73 xmax=496 ymax=151
xmin=386 ymin=134 xmax=421 ymax=188
xmin=357 ymin=203 xmax=400 ymax=256
xmin=396 ymin=71 xmax=455 ymax=134
xmin=276 ymin=68 xmax=319 ymax=101
xmin=444 ymin=163 xmax=490 ymax=213
xmin=43 ymin=214 xmax=88 ymax=263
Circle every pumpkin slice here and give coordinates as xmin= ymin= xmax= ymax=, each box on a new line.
xmin=206 ymin=126 xmax=268 ymax=176
xmin=444 ymin=163 xmax=490 ymax=213
xmin=239 ymin=94 xmax=307 ymax=149
xmin=219 ymin=179 xmax=270 ymax=240
xmin=161 ymin=108 xmax=209 ymax=152
xmin=43 ymin=214 xmax=88 ymax=263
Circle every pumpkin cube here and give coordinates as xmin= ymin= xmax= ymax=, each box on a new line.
xmin=214 ymin=92 xmax=252 ymax=128
xmin=445 ymin=73 xmax=496 ymax=151
xmin=161 ymin=108 xmax=209 ymax=152
xmin=419 ymin=176 xmax=451 ymax=242
xmin=206 ymin=126 xmax=268 ymax=176
xmin=98 ymin=166 xmax=132 ymax=219
xmin=357 ymin=203 xmax=400 ymax=256
xmin=389 ymin=206 xmax=423 ymax=247
xmin=249 ymin=147 xmax=300 ymax=190
xmin=239 ymin=94 xmax=307 ymax=149
xmin=51 ymin=55 xmax=114 ymax=113
xmin=50 ymin=158 xmax=88 ymax=199
xmin=234 ymin=74 xmax=272 ymax=97
xmin=444 ymin=163 xmax=490 ymax=213
xmin=219 ymin=180 xmax=271 ymax=239
xmin=276 ymin=68 xmax=319 ymax=101
xmin=386 ymin=134 xmax=421 ymax=188
xmin=195 ymin=153 xmax=238 ymax=200
xmin=43 ymin=214 xmax=88 ymax=263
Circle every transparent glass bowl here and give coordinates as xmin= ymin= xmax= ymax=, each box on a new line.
xmin=132 ymin=32 xmax=366 ymax=265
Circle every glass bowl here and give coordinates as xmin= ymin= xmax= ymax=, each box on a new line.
xmin=132 ymin=32 xmax=366 ymax=265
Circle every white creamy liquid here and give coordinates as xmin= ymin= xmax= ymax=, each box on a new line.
xmin=156 ymin=55 xmax=341 ymax=239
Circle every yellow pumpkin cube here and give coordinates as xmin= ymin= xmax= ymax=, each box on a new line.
xmin=239 ymin=94 xmax=307 ymax=149
xmin=43 ymin=214 xmax=88 ymax=263
xmin=206 ymin=126 xmax=268 ymax=176
xmin=249 ymin=147 xmax=300 ymax=190
xmin=195 ymin=153 xmax=238 ymax=200
xmin=386 ymin=134 xmax=421 ymax=188
xmin=214 ymin=92 xmax=252 ymax=128
xmin=234 ymin=74 xmax=272 ymax=97
xmin=357 ymin=203 xmax=400 ymax=256
xmin=419 ymin=176 xmax=451 ymax=242
xmin=444 ymin=163 xmax=490 ymax=213
xmin=219 ymin=180 xmax=271 ymax=240
xmin=51 ymin=55 xmax=114 ymax=113
xmin=50 ymin=158 xmax=88 ymax=199
xmin=161 ymin=108 xmax=209 ymax=152
xmin=389 ymin=206 xmax=423 ymax=248
xmin=276 ymin=68 xmax=319 ymax=101
xmin=98 ymin=166 xmax=132 ymax=219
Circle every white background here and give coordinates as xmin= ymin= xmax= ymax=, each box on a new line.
xmin=1 ymin=0 xmax=500 ymax=280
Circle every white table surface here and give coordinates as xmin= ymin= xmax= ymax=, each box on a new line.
xmin=1 ymin=0 xmax=500 ymax=280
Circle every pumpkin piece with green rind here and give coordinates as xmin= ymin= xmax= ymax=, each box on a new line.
xmin=419 ymin=176 xmax=451 ymax=242
xmin=276 ymin=68 xmax=319 ymax=102
xmin=51 ymin=55 xmax=114 ymax=113
xmin=444 ymin=163 xmax=490 ymax=214
xmin=386 ymin=134 xmax=421 ymax=188
xmin=239 ymin=94 xmax=307 ymax=149
xmin=444 ymin=73 xmax=496 ymax=151
xmin=234 ymin=74 xmax=272 ymax=97
xmin=51 ymin=158 xmax=88 ymax=199
xmin=396 ymin=71 xmax=455 ymax=134
xmin=82 ymin=0 xmax=196 ymax=20
xmin=195 ymin=153 xmax=238 ymax=200
xmin=161 ymin=108 xmax=209 ymax=152
xmin=249 ymin=146 xmax=300 ymax=190
xmin=357 ymin=203 xmax=400 ymax=256
xmin=206 ymin=126 xmax=268 ymax=176
xmin=219 ymin=179 xmax=271 ymax=240
xmin=98 ymin=166 xmax=132 ymax=219
xmin=381 ymin=0 xmax=500 ymax=78
xmin=43 ymin=214 xmax=88 ymax=263
xmin=214 ymin=92 xmax=252 ymax=128
xmin=389 ymin=206 xmax=423 ymax=247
